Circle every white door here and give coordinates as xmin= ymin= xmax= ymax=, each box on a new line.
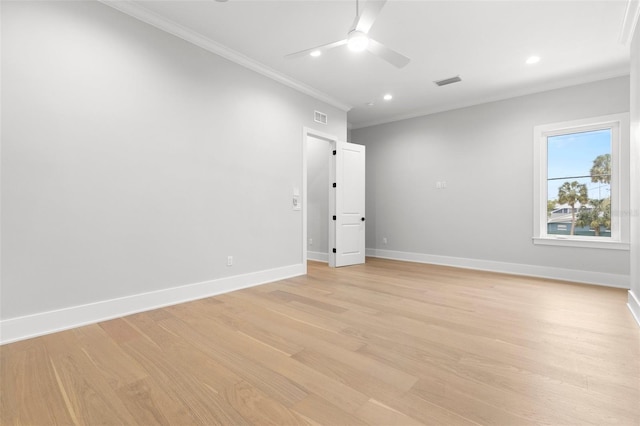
xmin=334 ymin=141 xmax=366 ymax=267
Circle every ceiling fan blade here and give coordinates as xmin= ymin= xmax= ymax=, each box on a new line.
xmin=350 ymin=0 xmax=387 ymax=34
xmin=367 ymin=39 xmax=410 ymax=68
xmin=285 ymin=39 xmax=348 ymax=59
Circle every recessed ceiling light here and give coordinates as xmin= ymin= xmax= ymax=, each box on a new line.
xmin=309 ymin=50 xmax=322 ymax=57
xmin=383 ymin=94 xmax=393 ymax=101
xmin=526 ymin=55 xmax=541 ymax=64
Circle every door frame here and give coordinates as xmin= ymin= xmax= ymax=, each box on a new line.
xmin=302 ymin=127 xmax=338 ymax=272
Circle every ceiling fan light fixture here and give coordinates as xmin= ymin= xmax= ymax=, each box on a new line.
xmin=347 ymin=30 xmax=369 ymax=52
xmin=526 ymin=55 xmax=541 ymax=64
xmin=284 ymin=0 xmax=409 ymax=68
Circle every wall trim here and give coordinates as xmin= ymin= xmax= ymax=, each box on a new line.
xmin=366 ymin=248 xmax=630 ymax=289
xmin=308 ymin=251 xmax=329 ymax=263
xmin=350 ymin=72 xmax=630 ymax=130
xmin=620 ymin=0 xmax=640 ymax=45
xmin=0 ymin=264 xmax=304 ymax=345
xmin=628 ymin=290 xmax=640 ymax=327
xmin=98 ymin=0 xmax=351 ymax=113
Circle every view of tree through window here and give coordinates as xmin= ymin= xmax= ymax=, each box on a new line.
xmin=547 ymin=129 xmax=611 ymax=237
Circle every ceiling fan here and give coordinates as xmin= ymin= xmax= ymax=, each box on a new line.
xmin=285 ymin=0 xmax=410 ymax=69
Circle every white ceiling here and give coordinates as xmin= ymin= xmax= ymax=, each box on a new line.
xmin=126 ymin=0 xmax=631 ymax=129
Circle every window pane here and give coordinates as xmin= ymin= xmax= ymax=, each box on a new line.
xmin=547 ymin=129 xmax=611 ymax=237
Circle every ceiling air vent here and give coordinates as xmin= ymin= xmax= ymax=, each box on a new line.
xmin=434 ymin=75 xmax=462 ymax=87
xmin=314 ymin=110 xmax=328 ymax=125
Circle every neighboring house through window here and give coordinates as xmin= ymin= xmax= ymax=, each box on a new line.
xmin=533 ymin=113 xmax=630 ymax=250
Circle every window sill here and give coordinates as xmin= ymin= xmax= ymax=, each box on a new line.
xmin=532 ymin=237 xmax=630 ymax=250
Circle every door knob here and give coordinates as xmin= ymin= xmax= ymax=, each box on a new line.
xmin=361 ymin=217 xmax=366 ymax=222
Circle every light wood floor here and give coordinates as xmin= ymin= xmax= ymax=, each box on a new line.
xmin=1 ymin=258 xmax=639 ymax=425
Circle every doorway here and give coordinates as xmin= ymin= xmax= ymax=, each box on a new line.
xmin=306 ymin=135 xmax=333 ymax=264
xmin=302 ymin=127 xmax=366 ymax=271
xmin=303 ymin=128 xmax=336 ymax=269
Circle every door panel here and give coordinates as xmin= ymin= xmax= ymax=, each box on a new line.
xmin=335 ymin=141 xmax=366 ymax=267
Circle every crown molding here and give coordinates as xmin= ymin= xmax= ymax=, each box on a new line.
xmin=98 ymin=0 xmax=352 ymax=112
xmin=350 ymin=68 xmax=630 ymax=130
xmin=619 ymin=0 xmax=640 ymax=45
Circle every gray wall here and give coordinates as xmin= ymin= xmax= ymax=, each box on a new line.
xmin=1 ymin=1 xmax=346 ymax=320
xmin=307 ymin=136 xmax=331 ymax=257
xmin=353 ymin=76 xmax=630 ymax=278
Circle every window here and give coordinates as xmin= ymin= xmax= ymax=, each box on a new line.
xmin=533 ymin=113 xmax=629 ymax=250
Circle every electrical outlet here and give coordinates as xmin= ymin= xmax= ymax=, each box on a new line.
xmin=227 ymin=256 xmax=233 ymax=266
xmin=309 ymin=238 xmax=313 ymax=245
xmin=383 ymin=237 xmax=388 ymax=244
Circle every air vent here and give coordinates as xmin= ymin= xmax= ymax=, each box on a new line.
xmin=434 ymin=76 xmax=462 ymax=87
xmin=314 ymin=110 xmax=328 ymax=125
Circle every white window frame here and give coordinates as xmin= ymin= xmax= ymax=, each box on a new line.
xmin=533 ymin=113 xmax=630 ymax=250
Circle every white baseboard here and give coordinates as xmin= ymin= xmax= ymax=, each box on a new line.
xmin=307 ymin=251 xmax=329 ymax=263
xmin=0 ymin=264 xmax=305 ymax=345
xmin=628 ymin=290 xmax=640 ymax=327
xmin=366 ymin=248 xmax=630 ymax=289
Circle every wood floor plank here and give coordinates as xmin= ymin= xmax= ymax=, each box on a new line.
xmin=354 ymin=398 xmax=428 ymax=426
xmin=269 ymin=289 xmax=349 ymax=314
xmin=120 ymin=334 xmax=249 ymax=425
xmin=290 ymin=348 xmax=416 ymax=407
xmin=220 ymin=291 xmax=366 ymax=352
xmin=327 ymin=279 xmax=636 ymax=384
xmin=161 ymin=304 xmax=371 ymax=416
xmin=409 ymin=378 xmax=539 ymax=426
xmin=217 ymin=295 xmax=418 ymax=394
xmin=172 ymin=298 xmax=306 ymax=357
xmin=291 ymin=393 xmax=369 ymax=426
xmin=0 ymin=339 xmax=75 ymax=425
xmin=154 ymin=314 xmax=310 ymax=408
xmin=362 ymin=386 xmax=482 ymax=426
xmin=115 ymin=377 xmax=176 ymax=426
xmin=222 ymin=289 xmax=350 ymax=333
xmin=99 ymin=317 xmax=144 ymax=344
xmin=73 ymin=323 xmax=148 ymax=389
xmin=119 ymin=310 xmax=252 ymax=424
xmin=224 ymin=380 xmax=312 ymax=425
xmin=1 ymin=258 xmax=638 ymax=425
xmin=359 ymin=331 xmax=640 ymax=425
xmin=121 ymin=312 xmax=244 ymax=394
xmin=43 ymin=330 xmax=139 ymax=425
